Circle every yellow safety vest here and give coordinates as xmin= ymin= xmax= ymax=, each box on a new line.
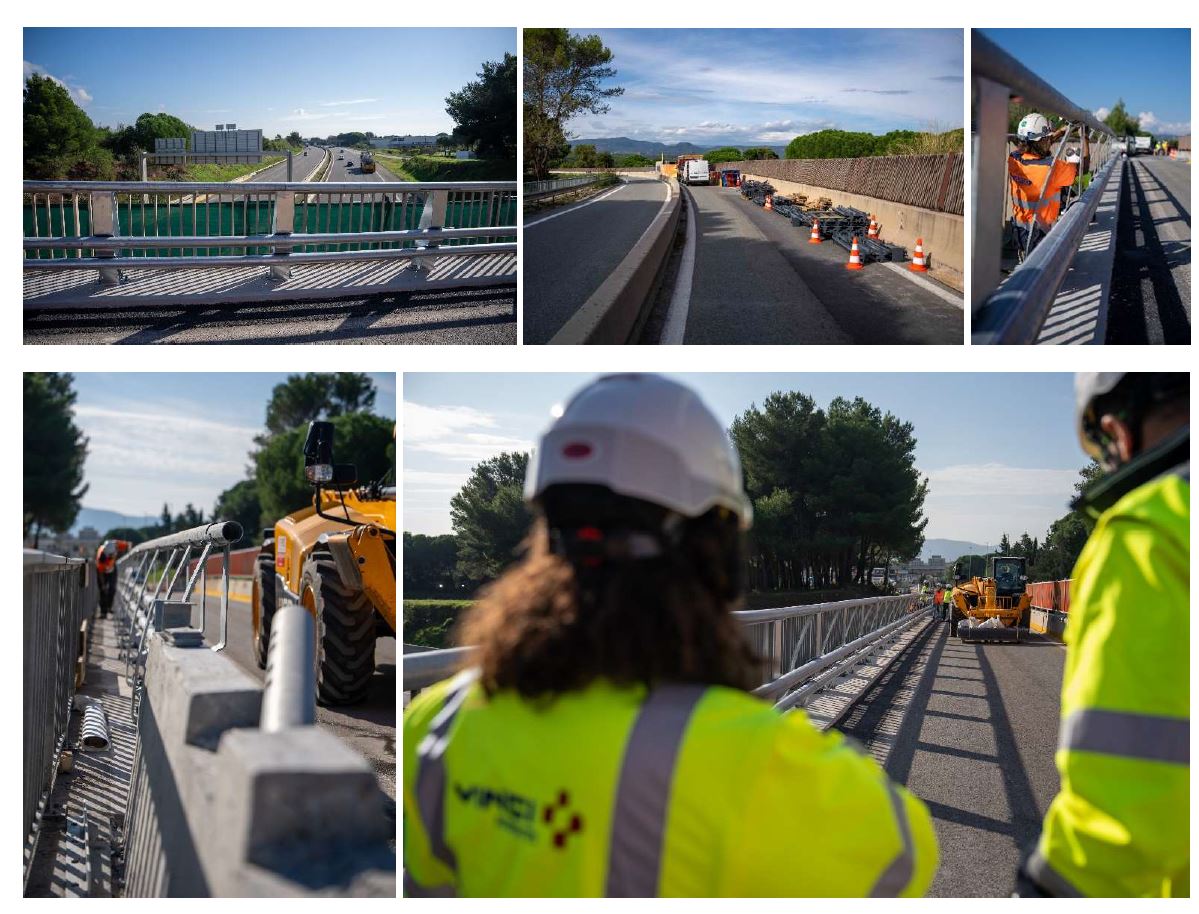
xmin=1028 ymin=463 xmax=1189 ymax=896
xmin=404 ymin=675 xmax=938 ymax=896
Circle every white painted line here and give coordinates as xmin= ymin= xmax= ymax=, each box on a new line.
xmin=661 ymin=186 xmax=696 ymax=345
xmin=524 ymin=180 xmax=628 ymax=229
xmin=882 ymin=261 xmax=964 ymax=308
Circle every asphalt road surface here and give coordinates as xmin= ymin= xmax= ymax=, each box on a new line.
xmin=191 ymin=588 xmax=397 ymax=830
xmin=251 ymin=145 xmax=324 ymax=183
xmin=523 ymin=175 xmax=671 ymax=343
xmin=675 ymin=185 xmax=963 ymax=344
xmin=23 ymin=286 xmax=517 ymax=344
xmin=841 ymin=620 xmax=1065 ymax=897
xmin=1107 ymin=155 xmax=1191 ymax=343
xmin=325 ymin=148 xmax=401 ymax=184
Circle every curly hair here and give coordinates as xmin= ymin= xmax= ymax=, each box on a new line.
xmin=456 ymin=491 xmax=760 ymax=700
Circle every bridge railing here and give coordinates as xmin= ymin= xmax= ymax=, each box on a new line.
xmin=23 ymin=552 xmax=96 ymax=881
xmin=403 ymin=594 xmax=932 ymax=711
xmin=971 ymin=31 xmax=1119 ymax=341
xmin=524 ymin=175 xmax=602 ymax=204
xmin=23 ymin=180 xmax=517 ymax=285
xmin=114 ymin=521 xmax=243 ymax=714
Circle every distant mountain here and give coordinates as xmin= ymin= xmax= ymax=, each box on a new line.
xmin=72 ymin=507 xmax=159 ymax=535
xmin=572 ymin=137 xmax=787 ymax=158
xmin=921 ymin=539 xmax=992 ymax=560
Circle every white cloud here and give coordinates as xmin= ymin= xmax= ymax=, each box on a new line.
xmin=74 ymin=405 xmax=259 ymax=516
xmin=1094 ymin=106 xmax=1111 ymax=121
xmin=404 ymin=402 xmax=531 ymax=464
xmin=24 ymin=60 xmax=92 ymax=107
xmin=321 ymin=98 xmax=377 ymax=107
xmin=1136 ymin=111 xmax=1190 ymax=136
xmin=925 ymin=463 xmax=1079 ymax=498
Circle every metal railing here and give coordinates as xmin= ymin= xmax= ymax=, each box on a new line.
xmin=23 ymin=554 xmax=96 ymax=880
xmin=971 ymin=31 xmax=1119 ymax=340
xmin=112 ymin=522 xmax=242 ymax=715
xmin=524 ymin=175 xmax=602 ymax=204
xmin=24 ymin=180 xmax=518 ymax=286
xmin=402 ymin=595 xmax=932 ymax=712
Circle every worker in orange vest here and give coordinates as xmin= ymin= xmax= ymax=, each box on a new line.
xmin=95 ymin=539 xmax=130 ymax=618
xmin=1008 ymin=113 xmax=1089 ymax=256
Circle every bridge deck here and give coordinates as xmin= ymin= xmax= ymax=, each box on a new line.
xmin=26 ymin=617 xmax=136 ymax=897
xmin=23 ymin=252 xmax=517 ymax=310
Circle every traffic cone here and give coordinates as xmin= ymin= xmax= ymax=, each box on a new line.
xmin=846 ymin=236 xmax=864 ymax=270
xmin=909 ymin=237 xmax=928 ymax=272
xmin=867 ymin=215 xmax=879 ymax=239
xmin=808 ymin=220 xmax=822 ymax=244
xmin=765 ymin=195 xmax=773 ymax=211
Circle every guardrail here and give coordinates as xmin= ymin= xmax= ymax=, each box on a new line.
xmin=971 ymin=31 xmax=1119 ymax=341
xmin=403 ymin=594 xmax=932 ymax=713
xmin=524 ymin=175 xmax=602 ymax=205
xmin=114 ymin=521 xmax=243 ymax=714
xmin=23 ymin=553 xmax=96 ymax=885
xmin=23 ymin=180 xmax=518 ymax=287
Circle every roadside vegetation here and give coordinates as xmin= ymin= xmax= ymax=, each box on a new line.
xmin=180 ymin=157 xmax=284 ymax=182
xmin=377 ymin=153 xmax=515 ymax=182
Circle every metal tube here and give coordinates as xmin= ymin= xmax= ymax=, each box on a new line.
xmin=214 ymin=544 xmax=230 ymax=652
xmin=259 ymin=603 xmax=316 ymax=731
xmin=25 ymin=180 xmax=515 ymax=194
xmin=123 ymin=520 xmax=243 ymax=559
xmin=26 ymin=225 xmax=515 ymax=251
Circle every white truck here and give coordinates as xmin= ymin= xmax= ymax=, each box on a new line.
xmin=1134 ymin=135 xmax=1152 ymax=156
xmin=681 ymin=158 xmax=711 ymax=186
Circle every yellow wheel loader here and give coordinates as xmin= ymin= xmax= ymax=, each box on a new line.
xmin=948 ymin=555 xmax=1032 ymax=644
xmin=252 ymin=420 xmax=396 ymax=705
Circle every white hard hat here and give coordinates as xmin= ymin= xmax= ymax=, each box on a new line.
xmin=525 ymin=374 xmax=753 ymax=528
xmin=1016 ymin=112 xmax=1052 ymax=142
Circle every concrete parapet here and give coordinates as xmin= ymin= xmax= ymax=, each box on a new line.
xmin=123 ymin=634 xmax=395 ymax=897
xmin=550 ymin=176 xmax=682 ymax=344
xmin=739 ymin=171 xmax=965 ymax=291
xmin=1030 ymin=608 xmax=1068 ymax=641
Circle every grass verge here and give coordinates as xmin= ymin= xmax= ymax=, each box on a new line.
xmin=376 ymin=153 xmax=516 ymax=182
xmin=181 ymin=156 xmax=283 ymax=182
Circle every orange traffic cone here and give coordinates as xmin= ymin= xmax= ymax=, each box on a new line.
xmin=846 ymin=236 xmax=864 ymax=270
xmin=909 ymin=237 xmax=928 ymax=272
xmin=765 ymin=195 xmax=773 ymax=211
xmin=867 ymin=216 xmax=879 ymax=240
xmin=808 ymin=220 xmax=822 ymax=244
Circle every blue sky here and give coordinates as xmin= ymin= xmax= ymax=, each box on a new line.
xmin=23 ymin=28 xmax=515 ymax=137
xmin=72 ymin=373 xmax=396 ymax=516
xmin=404 ymin=373 xmax=1087 ymax=546
xmin=566 ymin=29 xmax=963 ymax=147
xmin=982 ymin=29 xmax=1190 ymax=136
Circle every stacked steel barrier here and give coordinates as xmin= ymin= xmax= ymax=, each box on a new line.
xmin=23 ymin=552 xmax=96 ymax=879
xmin=403 ymin=594 xmax=932 ymax=713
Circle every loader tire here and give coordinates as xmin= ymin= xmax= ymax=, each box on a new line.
xmin=302 ymin=546 xmax=376 ymax=706
xmin=252 ymin=539 xmax=276 ymax=670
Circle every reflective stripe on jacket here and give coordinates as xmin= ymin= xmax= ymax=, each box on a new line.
xmin=1008 ymin=152 xmax=1077 ymax=227
xmin=404 ymin=673 xmax=938 ymax=897
xmin=1029 ymin=463 xmax=1189 ymax=897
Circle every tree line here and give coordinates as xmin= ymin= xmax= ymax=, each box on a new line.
xmin=405 ymin=390 xmax=930 ymax=599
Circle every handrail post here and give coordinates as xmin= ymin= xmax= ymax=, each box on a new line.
xmin=270 ymin=191 xmax=294 ymax=281
xmin=91 ymin=191 xmax=122 ymax=287
xmin=971 ymin=74 xmax=1009 ymax=314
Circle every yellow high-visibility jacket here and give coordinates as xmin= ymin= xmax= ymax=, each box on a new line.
xmin=1028 ymin=461 xmax=1189 ymax=897
xmin=404 ymin=675 xmax=938 ymax=897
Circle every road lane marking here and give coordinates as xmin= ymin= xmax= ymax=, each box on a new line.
xmin=524 ymin=180 xmax=629 ymax=229
xmin=661 ymin=185 xmax=695 ymax=344
xmin=882 ymin=262 xmax=965 ymax=308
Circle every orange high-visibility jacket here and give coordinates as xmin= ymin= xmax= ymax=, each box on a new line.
xmin=95 ymin=540 xmax=130 ymax=574
xmin=1008 ymin=151 xmax=1077 ymax=228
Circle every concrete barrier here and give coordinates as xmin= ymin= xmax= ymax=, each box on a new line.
xmin=737 ymin=171 xmax=965 ymax=291
xmin=1030 ymin=608 xmax=1068 ymax=641
xmin=123 ymin=632 xmax=394 ymax=896
xmin=550 ymin=177 xmax=682 ymax=344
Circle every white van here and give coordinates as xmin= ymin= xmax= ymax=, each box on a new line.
xmin=681 ymin=159 xmax=711 ymax=186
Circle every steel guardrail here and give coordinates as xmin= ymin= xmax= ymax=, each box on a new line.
xmin=971 ymin=32 xmax=1119 ymax=337
xmin=23 ymin=555 xmax=95 ymax=886
xmin=524 ymin=175 xmax=601 ymax=204
xmin=402 ymin=594 xmax=932 ymax=712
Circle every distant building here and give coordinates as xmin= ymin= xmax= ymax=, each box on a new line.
xmin=26 ymin=526 xmax=103 ymax=559
xmin=455 ymin=150 xmax=476 ymax=160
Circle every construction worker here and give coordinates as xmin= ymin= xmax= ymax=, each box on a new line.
xmin=1017 ymin=373 xmax=1188 ymax=898
xmin=1008 ymin=112 xmax=1088 ymax=255
xmin=94 ymin=539 xmax=130 ymax=618
xmin=933 ymin=584 xmax=944 ymax=621
xmin=404 ymin=374 xmax=938 ymax=897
